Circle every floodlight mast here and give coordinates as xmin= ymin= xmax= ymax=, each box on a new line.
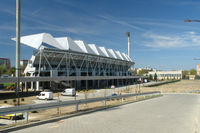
xmin=193 ymin=58 xmax=200 ymax=60
xmin=16 ymin=0 xmax=21 ymax=105
xmin=126 ymin=32 xmax=130 ymax=57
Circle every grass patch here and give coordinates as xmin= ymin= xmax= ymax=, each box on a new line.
xmin=3 ymin=83 xmax=15 ymax=87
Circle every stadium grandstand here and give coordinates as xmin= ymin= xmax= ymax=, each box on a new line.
xmin=12 ymin=33 xmax=136 ymax=90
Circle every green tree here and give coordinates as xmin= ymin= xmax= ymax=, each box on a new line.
xmin=154 ymin=73 xmax=157 ymax=81
xmin=0 ymin=64 xmax=7 ymax=76
xmin=138 ymin=70 xmax=144 ymax=76
xmin=148 ymin=74 xmax=153 ymax=80
xmin=182 ymin=70 xmax=188 ymax=79
xmin=189 ymin=69 xmax=197 ymax=75
xmin=6 ymin=67 xmax=15 ymax=76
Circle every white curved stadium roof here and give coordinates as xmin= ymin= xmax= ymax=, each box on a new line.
xmin=99 ymin=47 xmax=109 ymax=57
xmin=12 ymin=33 xmax=63 ymax=49
xmin=115 ymin=51 xmax=124 ymax=60
xmin=74 ymin=40 xmax=95 ymax=54
xmin=107 ymin=49 xmax=117 ymax=59
xmin=12 ymin=33 xmax=132 ymax=62
xmin=55 ymin=37 xmax=83 ymax=53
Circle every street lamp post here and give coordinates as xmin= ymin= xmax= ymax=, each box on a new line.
xmin=184 ymin=19 xmax=200 ymax=22
xmin=16 ymin=0 xmax=21 ymax=106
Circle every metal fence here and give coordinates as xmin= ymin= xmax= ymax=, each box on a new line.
xmin=0 ymin=76 xmax=147 ymax=83
xmin=0 ymin=91 xmax=161 ymax=116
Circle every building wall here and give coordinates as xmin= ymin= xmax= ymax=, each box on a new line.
xmin=0 ymin=58 xmax=10 ymax=68
xmin=20 ymin=60 xmax=28 ymax=67
xmin=136 ymin=67 xmax=153 ymax=75
xmin=148 ymin=70 xmax=182 ymax=80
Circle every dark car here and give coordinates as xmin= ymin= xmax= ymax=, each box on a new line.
xmin=110 ymin=93 xmax=118 ymax=96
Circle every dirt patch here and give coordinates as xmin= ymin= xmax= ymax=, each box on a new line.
xmin=125 ymin=80 xmax=200 ymax=93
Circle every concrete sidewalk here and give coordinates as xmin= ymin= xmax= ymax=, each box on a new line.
xmin=8 ymin=94 xmax=200 ymax=133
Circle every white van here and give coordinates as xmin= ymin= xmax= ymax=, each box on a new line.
xmin=61 ymin=88 xmax=76 ymax=96
xmin=36 ymin=91 xmax=53 ymax=100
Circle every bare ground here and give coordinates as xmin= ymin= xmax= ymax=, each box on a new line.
xmin=141 ymin=80 xmax=200 ymax=93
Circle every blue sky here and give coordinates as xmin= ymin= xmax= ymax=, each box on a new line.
xmin=1 ymin=0 xmax=200 ymax=70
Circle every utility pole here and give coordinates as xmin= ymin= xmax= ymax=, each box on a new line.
xmin=16 ymin=0 xmax=21 ymax=106
xmin=125 ymin=32 xmax=130 ymax=57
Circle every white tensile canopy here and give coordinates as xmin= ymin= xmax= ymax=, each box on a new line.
xmin=12 ymin=33 xmax=63 ymax=49
xmin=12 ymin=33 xmax=132 ymax=61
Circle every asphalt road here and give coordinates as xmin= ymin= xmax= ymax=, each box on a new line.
xmin=32 ymin=85 xmax=136 ymax=104
xmin=10 ymin=94 xmax=200 ymax=133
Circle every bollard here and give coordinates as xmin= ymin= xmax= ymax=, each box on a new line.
xmin=104 ymin=100 xmax=106 ymax=106
xmin=122 ymin=97 xmax=124 ymax=103
xmin=134 ymin=96 xmax=136 ymax=101
xmin=75 ymin=104 xmax=79 ymax=111
xmin=25 ymin=112 xmax=28 ymax=122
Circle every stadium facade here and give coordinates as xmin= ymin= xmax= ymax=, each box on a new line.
xmin=13 ymin=33 xmax=135 ymax=90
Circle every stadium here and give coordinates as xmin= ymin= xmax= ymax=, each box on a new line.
xmin=13 ymin=33 xmax=135 ymax=90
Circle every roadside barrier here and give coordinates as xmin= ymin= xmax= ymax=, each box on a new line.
xmin=0 ymin=91 xmax=161 ymax=121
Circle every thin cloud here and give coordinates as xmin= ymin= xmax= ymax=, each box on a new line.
xmin=21 ymin=25 xmax=99 ymax=35
xmin=142 ymin=32 xmax=200 ymax=48
xmin=98 ymin=15 xmax=144 ymax=31
xmin=126 ymin=17 xmax=200 ymax=31
xmin=0 ymin=42 xmax=15 ymax=47
xmin=174 ymin=1 xmax=200 ymax=6
xmin=0 ymin=8 xmax=15 ymax=16
xmin=31 ymin=8 xmax=43 ymax=16
xmin=153 ymin=1 xmax=200 ymax=6
xmin=0 ymin=25 xmax=14 ymax=31
xmin=53 ymin=0 xmax=82 ymax=9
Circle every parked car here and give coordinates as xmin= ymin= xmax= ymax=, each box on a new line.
xmin=0 ymin=113 xmax=23 ymax=120
xmin=0 ymin=106 xmax=23 ymax=120
xmin=61 ymin=88 xmax=76 ymax=96
xmin=36 ymin=91 xmax=53 ymax=100
xmin=1 ymin=74 xmax=10 ymax=78
xmin=110 ymin=85 xmax=115 ymax=89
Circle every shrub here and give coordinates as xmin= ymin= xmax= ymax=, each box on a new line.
xmin=31 ymin=111 xmax=38 ymax=113
xmin=13 ymin=99 xmax=16 ymax=103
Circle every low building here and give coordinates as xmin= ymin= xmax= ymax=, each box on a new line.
xmin=0 ymin=58 xmax=10 ymax=68
xmin=136 ymin=67 xmax=153 ymax=75
xmin=20 ymin=60 xmax=28 ymax=75
xmin=189 ymin=75 xmax=196 ymax=80
xmin=20 ymin=60 xmax=28 ymax=67
xmin=197 ymin=64 xmax=200 ymax=76
xmin=148 ymin=70 xmax=182 ymax=80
